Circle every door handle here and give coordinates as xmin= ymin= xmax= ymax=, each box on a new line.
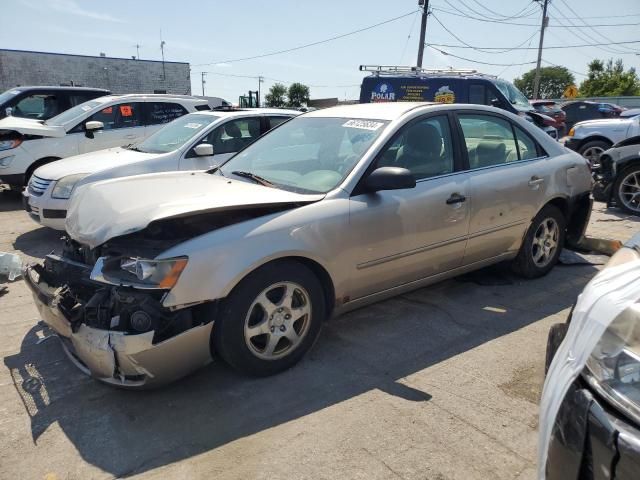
xmin=125 ymin=134 xmax=137 ymax=139
xmin=446 ymin=193 xmax=466 ymax=205
xmin=528 ymin=176 xmax=545 ymax=187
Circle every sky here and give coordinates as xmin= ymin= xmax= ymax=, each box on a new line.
xmin=1 ymin=0 xmax=639 ymax=103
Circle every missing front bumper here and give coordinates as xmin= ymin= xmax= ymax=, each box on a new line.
xmin=24 ymin=260 xmax=214 ymax=388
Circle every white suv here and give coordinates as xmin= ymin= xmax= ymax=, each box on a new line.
xmin=24 ymin=108 xmax=298 ymax=229
xmin=0 ymin=94 xmax=212 ymax=189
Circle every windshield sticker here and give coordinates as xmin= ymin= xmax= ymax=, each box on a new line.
xmin=434 ymin=86 xmax=455 ymax=104
xmin=81 ymin=105 xmax=93 ymax=111
xmin=342 ymin=119 xmax=384 ymax=131
xmin=183 ymin=122 xmax=203 ymax=129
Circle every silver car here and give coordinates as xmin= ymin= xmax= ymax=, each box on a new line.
xmin=24 ymin=102 xmax=593 ymax=388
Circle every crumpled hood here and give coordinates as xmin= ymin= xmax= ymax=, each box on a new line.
xmin=34 ymin=147 xmax=154 ymax=180
xmin=0 ymin=116 xmax=66 ymax=137
xmin=66 ymin=171 xmax=324 ymax=248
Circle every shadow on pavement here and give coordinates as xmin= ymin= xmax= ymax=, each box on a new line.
xmin=13 ymin=227 xmax=62 ymax=259
xmin=3 ymin=262 xmax=597 ymax=477
xmin=0 ymin=189 xmax=23 ymax=212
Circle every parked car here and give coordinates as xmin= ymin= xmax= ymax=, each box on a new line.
xmin=0 ymin=86 xmax=110 ymax=121
xmin=0 ymin=94 xmax=212 ymax=189
xmin=530 ymin=100 xmax=567 ymax=136
xmin=592 ymin=135 xmax=640 ymax=214
xmin=539 ymin=233 xmax=640 ymax=480
xmin=563 ymin=110 xmax=640 ymax=166
xmin=24 ymin=102 xmax=592 ymax=388
xmin=359 ymin=65 xmax=559 ymax=138
xmin=562 ymin=100 xmax=625 ymax=132
xmin=23 ymin=108 xmax=299 ymax=229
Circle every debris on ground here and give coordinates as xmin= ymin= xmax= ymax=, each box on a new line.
xmin=0 ymin=252 xmax=22 ymax=281
xmin=559 ymin=250 xmax=609 ymax=266
xmin=577 ymin=236 xmax=622 ymax=256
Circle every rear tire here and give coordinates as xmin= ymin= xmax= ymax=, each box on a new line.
xmin=213 ymin=260 xmax=326 ymax=376
xmin=613 ymin=164 xmax=640 ymax=216
xmin=512 ymin=205 xmax=566 ymax=279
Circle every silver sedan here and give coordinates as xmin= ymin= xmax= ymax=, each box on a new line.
xmin=25 ymin=102 xmax=593 ymax=387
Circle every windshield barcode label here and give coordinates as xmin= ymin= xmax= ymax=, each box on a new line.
xmin=342 ymin=120 xmax=384 ymax=131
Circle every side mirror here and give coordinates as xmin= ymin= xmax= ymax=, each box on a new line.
xmin=85 ymin=121 xmax=104 ymax=131
xmin=84 ymin=120 xmax=104 ymax=139
xmin=490 ymin=98 xmax=503 ymax=108
xmin=5 ymin=107 xmax=12 ymax=117
xmin=194 ymin=143 xmax=214 ymax=156
xmin=364 ymin=166 xmax=415 ymax=192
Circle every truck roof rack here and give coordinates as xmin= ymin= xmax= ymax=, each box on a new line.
xmin=359 ymin=65 xmax=497 ymax=79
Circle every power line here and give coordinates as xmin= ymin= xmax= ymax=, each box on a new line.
xmin=436 ymin=4 xmax=640 ymax=27
xmin=426 ymin=39 xmax=640 ymax=51
xmin=541 ymin=59 xmax=587 ymax=77
xmin=461 ymin=0 xmax=538 ymax=21
xmin=431 ymin=13 xmax=539 ymax=53
xmin=399 ymin=10 xmax=420 ymax=63
xmin=191 ymin=70 xmax=360 ymax=89
xmin=427 ymin=45 xmax=536 ymax=66
xmin=193 ymin=10 xmax=418 ymax=67
xmin=557 ymin=0 xmax=637 ymax=54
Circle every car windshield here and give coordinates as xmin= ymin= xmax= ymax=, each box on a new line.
xmin=495 ymin=81 xmax=531 ymax=111
xmin=45 ymin=100 xmax=103 ymax=126
xmin=133 ymin=114 xmax=220 ymax=153
xmin=219 ymin=117 xmax=389 ymax=194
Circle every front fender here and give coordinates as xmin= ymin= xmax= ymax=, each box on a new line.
xmin=159 ymin=198 xmax=351 ymax=308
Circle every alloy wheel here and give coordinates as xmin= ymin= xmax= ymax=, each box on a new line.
xmin=532 ymin=217 xmax=559 ymax=268
xmin=582 ymin=146 xmax=605 ymax=166
xmin=243 ymin=281 xmax=312 ymax=360
xmin=618 ymin=170 xmax=640 ymax=213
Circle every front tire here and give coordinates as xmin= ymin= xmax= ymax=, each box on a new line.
xmin=213 ymin=260 xmax=326 ymax=376
xmin=613 ymin=165 xmax=640 ymax=215
xmin=512 ymin=205 xmax=566 ymax=279
xmin=578 ymin=140 xmax=611 ymax=167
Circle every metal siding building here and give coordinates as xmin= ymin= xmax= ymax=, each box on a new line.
xmin=0 ymin=49 xmax=191 ymax=95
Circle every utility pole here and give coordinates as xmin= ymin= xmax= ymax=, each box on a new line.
xmin=134 ymin=44 xmax=141 ymax=60
xmin=533 ymin=0 xmax=549 ymax=99
xmin=258 ymin=76 xmax=264 ymax=107
xmin=416 ymin=0 xmax=429 ymax=67
xmin=201 ymin=72 xmax=207 ymax=96
xmin=160 ymin=30 xmax=166 ymax=81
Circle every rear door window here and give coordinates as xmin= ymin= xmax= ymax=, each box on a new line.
xmin=458 ymin=114 xmax=519 ymax=169
xmin=267 ymin=116 xmax=290 ymax=129
xmin=469 ymin=85 xmax=487 ymax=105
xmin=146 ymin=102 xmax=188 ymax=125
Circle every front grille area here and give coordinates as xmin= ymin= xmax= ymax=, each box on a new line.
xmin=28 ymin=175 xmax=52 ymax=197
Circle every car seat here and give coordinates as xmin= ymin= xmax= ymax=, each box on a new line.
xmin=396 ymin=123 xmax=450 ymax=177
xmin=475 ymin=141 xmax=506 ymax=168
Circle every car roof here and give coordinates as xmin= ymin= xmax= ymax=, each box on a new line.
xmin=303 ymin=102 xmax=437 ymax=120
xmin=93 ymin=94 xmax=209 ymax=104
xmin=189 ymin=108 xmax=300 ymax=118
xmin=6 ymin=86 xmax=110 ymax=93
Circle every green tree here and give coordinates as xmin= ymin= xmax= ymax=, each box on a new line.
xmin=287 ymin=82 xmax=310 ymax=107
xmin=513 ymin=66 xmax=575 ymax=99
xmin=265 ymin=83 xmax=287 ymax=107
xmin=579 ymin=59 xmax=640 ymax=97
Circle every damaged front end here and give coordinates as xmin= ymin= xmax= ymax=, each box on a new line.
xmin=24 ymin=238 xmax=216 ymax=388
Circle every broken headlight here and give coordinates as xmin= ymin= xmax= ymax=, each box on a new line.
xmin=584 ymin=304 xmax=640 ymax=425
xmin=92 ymin=256 xmax=188 ymax=289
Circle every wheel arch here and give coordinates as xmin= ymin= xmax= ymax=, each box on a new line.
xmin=25 ymin=156 xmax=61 ymax=185
xmin=576 ymin=135 xmax=613 ymax=151
xmin=226 ymin=255 xmax=337 ymax=320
